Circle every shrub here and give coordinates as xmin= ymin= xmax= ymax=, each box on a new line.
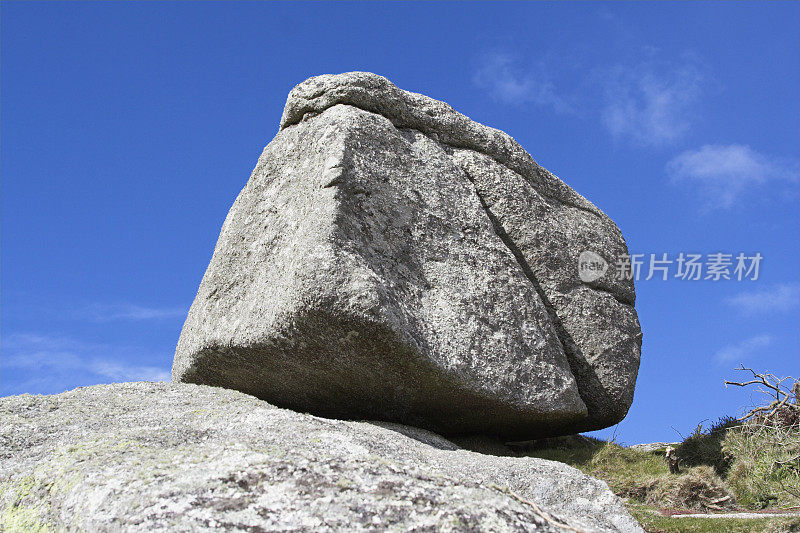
xmin=720 ymin=366 xmax=800 ymax=509
xmin=627 ymin=465 xmax=735 ymax=512
xmin=723 ymin=413 xmax=800 ymax=509
xmin=675 ymin=416 xmax=739 ymax=475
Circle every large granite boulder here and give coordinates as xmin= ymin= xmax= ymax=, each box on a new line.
xmin=172 ymin=72 xmax=642 ymax=438
xmin=0 ymin=382 xmax=643 ymax=532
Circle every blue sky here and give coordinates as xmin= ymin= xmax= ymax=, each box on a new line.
xmin=2 ymin=2 xmax=798 ymax=444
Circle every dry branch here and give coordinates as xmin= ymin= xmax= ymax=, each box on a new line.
xmin=724 ymin=365 xmax=799 ymax=422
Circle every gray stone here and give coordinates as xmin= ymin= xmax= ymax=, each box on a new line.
xmin=0 ymin=382 xmax=643 ymax=532
xmin=173 ymin=72 xmax=642 ymax=437
xmin=628 ymin=442 xmax=680 ymax=454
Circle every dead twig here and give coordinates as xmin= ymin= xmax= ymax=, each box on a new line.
xmin=724 ymin=365 xmax=799 ymax=422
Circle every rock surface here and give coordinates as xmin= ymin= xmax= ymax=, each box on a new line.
xmin=628 ymin=442 xmax=679 ymax=454
xmin=173 ymin=72 xmax=642 ymax=437
xmin=0 ymin=382 xmax=643 ymax=532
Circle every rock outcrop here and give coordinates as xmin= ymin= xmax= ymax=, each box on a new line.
xmin=0 ymin=382 xmax=642 ymax=532
xmin=172 ymin=72 xmax=642 ymax=438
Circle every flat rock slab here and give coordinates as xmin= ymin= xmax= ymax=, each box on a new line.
xmin=0 ymin=382 xmax=643 ymax=532
xmin=173 ymin=72 xmax=642 ymax=438
xmin=627 ymin=442 xmax=679 ymax=453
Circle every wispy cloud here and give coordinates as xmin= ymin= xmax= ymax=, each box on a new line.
xmin=81 ymin=303 xmax=187 ymax=322
xmin=667 ymin=144 xmax=798 ymax=209
xmin=714 ymin=334 xmax=773 ymax=364
xmin=472 ymin=49 xmax=702 ymax=148
xmin=2 ymin=333 xmax=170 ymax=395
xmin=725 ymin=283 xmax=800 ymax=315
xmin=472 ymin=52 xmax=573 ymax=113
xmin=601 ymin=60 xmax=702 ymax=147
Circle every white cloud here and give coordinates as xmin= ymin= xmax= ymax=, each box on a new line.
xmin=472 ymin=52 xmax=572 ymax=113
xmin=82 ymin=303 xmax=187 ymax=322
xmin=601 ymin=61 xmax=702 ymax=147
xmin=725 ymin=283 xmax=800 ymax=315
xmin=87 ymin=360 xmax=169 ymax=382
xmin=473 ymin=50 xmax=702 ymax=147
xmin=667 ymin=144 xmax=798 ymax=209
xmin=714 ymin=334 xmax=773 ymax=364
xmin=2 ymin=333 xmax=170 ymax=395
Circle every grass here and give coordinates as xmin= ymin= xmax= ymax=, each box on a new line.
xmin=628 ymin=502 xmax=800 ymax=533
xmin=521 ymin=437 xmax=669 ymax=497
xmin=675 ymin=416 xmax=739 ymax=475
xmin=723 ymin=411 xmax=800 ymax=509
xmin=630 ymin=465 xmax=734 ymax=511
xmin=522 ymin=432 xmax=800 ymax=533
xmin=516 ymin=373 xmax=800 ymax=533
xmin=524 ymin=440 xmax=733 ymax=510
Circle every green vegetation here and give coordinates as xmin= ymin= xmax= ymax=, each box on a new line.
xmin=628 ymin=502 xmax=800 ymax=533
xmin=630 ymin=465 xmax=733 ymax=511
xmin=522 ymin=437 xmax=669 ymax=497
xmin=524 ymin=441 xmax=734 ymax=509
xmin=675 ymin=416 xmax=739 ymax=475
xmin=723 ymin=410 xmax=800 ymax=509
xmin=522 ymin=367 xmax=800 ymax=532
xmin=525 ymin=439 xmax=799 ymax=532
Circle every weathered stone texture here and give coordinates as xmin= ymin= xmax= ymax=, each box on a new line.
xmin=0 ymin=382 xmax=643 ymax=532
xmin=173 ymin=72 xmax=642 ymax=437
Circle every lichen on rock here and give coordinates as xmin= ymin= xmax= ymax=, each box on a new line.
xmin=0 ymin=382 xmax=643 ymax=532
